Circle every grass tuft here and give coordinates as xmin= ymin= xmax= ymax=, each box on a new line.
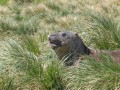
xmin=1 ymin=0 xmax=120 ymax=89
xmin=66 ymin=55 xmax=120 ymax=90
xmin=87 ymin=11 xmax=120 ymax=49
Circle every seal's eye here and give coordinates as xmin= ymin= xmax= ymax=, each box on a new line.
xmin=61 ymin=32 xmax=66 ymax=37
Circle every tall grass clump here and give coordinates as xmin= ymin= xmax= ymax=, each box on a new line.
xmin=40 ymin=60 xmax=65 ymax=90
xmin=5 ymin=39 xmax=40 ymax=71
xmin=5 ymin=39 xmax=66 ymax=90
xmin=0 ymin=15 xmax=40 ymax=35
xmin=0 ymin=76 xmax=16 ymax=90
xmin=9 ymin=5 xmax=23 ymax=21
xmin=14 ymin=12 xmax=41 ymax=34
xmin=66 ymin=55 xmax=120 ymax=90
xmin=87 ymin=11 xmax=120 ymax=50
xmin=0 ymin=16 xmax=17 ymax=32
xmin=0 ymin=5 xmax=41 ymax=35
xmin=22 ymin=36 xmax=41 ymax=56
xmin=5 ymin=39 xmax=44 ymax=89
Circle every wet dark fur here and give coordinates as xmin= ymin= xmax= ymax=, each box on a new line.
xmin=48 ymin=31 xmax=90 ymax=66
xmin=48 ymin=31 xmax=120 ymax=66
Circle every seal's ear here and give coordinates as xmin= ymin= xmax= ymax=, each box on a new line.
xmin=75 ymin=32 xmax=79 ymax=36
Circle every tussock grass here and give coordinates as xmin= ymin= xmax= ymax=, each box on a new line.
xmin=1 ymin=0 xmax=120 ymax=90
xmin=22 ymin=36 xmax=41 ymax=55
xmin=0 ymin=14 xmax=40 ymax=34
xmin=0 ymin=76 xmax=16 ymax=90
xmin=3 ymin=39 xmax=65 ymax=90
xmin=86 ymin=11 xmax=120 ymax=49
xmin=0 ymin=16 xmax=17 ymax=32
xmin=65 ymin=55 xmax=120 ymax=90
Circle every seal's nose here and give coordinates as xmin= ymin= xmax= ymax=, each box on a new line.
xmin=48 ymin=35 xmax=50 ymax=39
xmin=48 ymin=35 xmax=55 ymax=43
xmin=48 ymin=35 xmax=53 ymax=42
xmin=48 ymin=36 xmax=52 ymax=43
xmin=48 ymin=35 xmax=52 ymax=40
xmin=48 ymin=35 xmax=56 ymax=41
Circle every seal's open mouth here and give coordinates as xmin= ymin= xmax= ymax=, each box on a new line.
xmin=49 ymin=38 xmax=62 ymax=49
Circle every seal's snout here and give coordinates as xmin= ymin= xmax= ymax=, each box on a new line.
xmin=48 ymin=35 xmax=52 ymax=43
xmin=48 ymin=34 xmax=56 ymax=41
xmin=48 ymin=35 xmax=56 ymax=44
xmin=48 ymin=35 xmax=53 ymax=42
xmin=48 ymin=34 xmax=62 ymax=49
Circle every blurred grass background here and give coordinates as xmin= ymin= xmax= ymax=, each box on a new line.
xmin=0 ymin=0 xmax=8 ymax=5
xmin=0 ymin=0 xmax=120 ymax=89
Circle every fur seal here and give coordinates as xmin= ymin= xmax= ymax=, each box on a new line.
xmin=48 ymin=31 xmax=120 ymax=65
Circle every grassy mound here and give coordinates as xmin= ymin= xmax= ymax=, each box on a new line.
xmin=0 ymin=0 xmax=120 ymax=89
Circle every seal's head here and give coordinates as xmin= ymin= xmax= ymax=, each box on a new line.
xmin=48 ymin=31 xmax=75 ymax=50
xmin=48 ymin=31 xmax=91 ymax=65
